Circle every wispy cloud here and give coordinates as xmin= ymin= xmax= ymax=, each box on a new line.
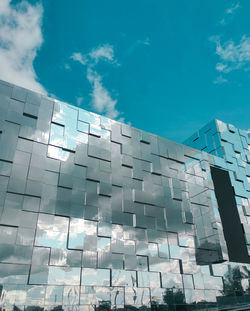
xmin=89 ymin=44 xmax=117 ymax=64
xmin=76 ymin=96 xmax=84 ymax=106
xmin=220 ymin=1 xmax=240 ymax=25
xmin=226 ymin=2 xmax=240 ymax=14
xmin=125 ymin=37 xmax=151 ymax=56
xmin=137 ymin=37 xmax=151 ymax=46
xmin=71 ymin=52 xmax=87 ymax=66
xmin=213 ymin=75 xmax=228 ymax=84
xmin=0 ymin=0 xmax=46 ymax=94
xmin=215 ymin=62 xmax=228 ymax=72
xmin=87 ymin=68 xmax=119 ymax=119
xmin=70 ymin=44 xmax=122 ymax=120
xmin=210 ymin=35 xmax=250 ymax=83
xmin=212 ymin=35 xmax=250 ymax=73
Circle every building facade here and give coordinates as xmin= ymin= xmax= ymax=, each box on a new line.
xmin=184 ymin=119 xmax=250 ymax=263
xmin=0 ymin=79 xmax=250 ymax=310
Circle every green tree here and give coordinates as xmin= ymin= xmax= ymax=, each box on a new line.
xmin=222 ymin=266 xmax=244 ymax=297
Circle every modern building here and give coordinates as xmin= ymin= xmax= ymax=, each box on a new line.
xmin=0 ymin=79 xmax=249 ymax=310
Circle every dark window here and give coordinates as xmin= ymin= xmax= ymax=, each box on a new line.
xmin=211 ymin=166 xmax=250 ymax=263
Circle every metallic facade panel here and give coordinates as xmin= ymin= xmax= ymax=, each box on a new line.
xmin=0 ymin=79 xmax=250 ymax=310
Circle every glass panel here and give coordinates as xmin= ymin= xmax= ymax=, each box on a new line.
xmin=81 ymin=268 xmax=110 ymax=286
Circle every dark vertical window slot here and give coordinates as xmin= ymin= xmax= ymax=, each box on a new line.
xmin=210 ymin=166 xmax=250 ymax=263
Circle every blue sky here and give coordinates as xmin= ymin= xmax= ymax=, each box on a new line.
xmin=0 ymin=0 xmax=250 ymax=142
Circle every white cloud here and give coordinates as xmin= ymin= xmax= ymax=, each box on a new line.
xmin=87 ymin=68 xmax=119 ymax=119
xmin=64 ymin=63 xmax=71 ymax=70
xmin=137 ymin=37 xmax=151 ymax=46
xmin=71 ymin=52 xmax=87 ymax=66
xmin=213 ymin=75 xmax=228 ymax=84
xmin=71 ymin=44 xmax=117 ymax=66
xmin=226 ymin=2 xmax=240 ymax=15
xmin=76 ymin=96 xmax=84 ymax=106
xmin=0 ymin=0 xmax=46 ymax=94
xmin=89 ymin=44 xmax=117 ymax=64
xmin=220 ymin=2 xmax=240 ymax=25
xmin=211 ymin=35 xmax=250 ymax=81
xmin=125 ymin=37 xmax=151 ymax=56
xmin=70 ymin=44 xmax=122 ymax=120
xmin=215 ymin=62 xmax=228 ymax=72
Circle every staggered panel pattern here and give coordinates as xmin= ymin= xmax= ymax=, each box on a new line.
xmin=0 ymin=80 xmax=250 ymax=310
xmin=184 ymin=119 xmax=250 ymax=257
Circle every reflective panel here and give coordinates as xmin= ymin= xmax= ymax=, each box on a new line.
xmin=0 ymin=80 xmax=249 ymax=310
xmin=81 ymin=268 xmax=110 ymax=286
xmin=48 ymin=266 xmax=81 ymax=285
